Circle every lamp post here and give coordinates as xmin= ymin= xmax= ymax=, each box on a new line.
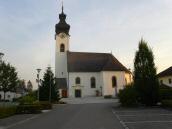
xmin=36 ymin=68 xmax=41 ymax=101
xmin=47 ymin=66 xmax=52 ymax=102
xmin=0 ymin=52 xmax=4 ymax=63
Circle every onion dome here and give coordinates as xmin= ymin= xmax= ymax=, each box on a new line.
xmin=55 ymin=6 xmax=70 ymax=35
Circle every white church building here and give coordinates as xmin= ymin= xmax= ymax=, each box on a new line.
xmin=55 ymin=7 xmax=132 ymax=98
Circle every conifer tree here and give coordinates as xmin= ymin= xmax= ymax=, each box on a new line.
xmin=39 ymin=68 xmax=59 ymax=102
xmin=134 ymin=39 xmax=159 ymax=106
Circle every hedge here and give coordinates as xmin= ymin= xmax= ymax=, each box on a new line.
xmin=0 ymin=106 xmax=17 ymax=119
xmin=104 ymin=95 xmax=112 ymax=99
xmin=34 ymin=101 xmax=52 ymax=110
xmin=118 ymin=86 xmax=138 ymax=107
xmin=161 ymin=100 xmax=172 ymax=108
xmin=16 ymin=104 xmax=42 ymax=114
xmin=159 ymin=89 xmax=172 ymax=100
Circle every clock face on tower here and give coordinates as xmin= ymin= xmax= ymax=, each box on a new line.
xmin=60 ymin=33 xmax=66 ymax=39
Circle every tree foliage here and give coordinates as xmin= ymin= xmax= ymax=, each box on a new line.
xmin=39 ymin=68 xmax=59 ymax=102
xmin=26 ymin=80 xmax=33 ymax=92
xmin=0 ymin=61 xmax=18 ymax=100
xmin=134 ymin=39 xmax=159 ymax=106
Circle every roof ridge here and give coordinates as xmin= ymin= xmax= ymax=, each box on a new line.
xmin=68 ymin=51 xmax=111 ymax=55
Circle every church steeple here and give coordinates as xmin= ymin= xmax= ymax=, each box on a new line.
xmin=55 ymin=4 xmax=70 ymax=35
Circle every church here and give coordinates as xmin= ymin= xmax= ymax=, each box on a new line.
xmin=55 ymin=7 xmax=132 ymax=98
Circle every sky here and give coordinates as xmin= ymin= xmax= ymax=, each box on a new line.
xmin=0 ymin=0 xmax=172 ymax=88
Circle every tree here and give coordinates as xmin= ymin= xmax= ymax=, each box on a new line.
xmin=0 ymin=61 xmax=18 ymax=100
xmin=27 ymin=80 xmax=33 ymax=92
xmin=134 ymin=39 xmax=159 ymax=106
xmin=39 ymin=68 xmax=59 ymax=102
xmin=16 ymin=79 xmax=27 ymax=96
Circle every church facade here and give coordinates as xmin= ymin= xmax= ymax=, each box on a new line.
xmin=55 ymin=7 xmax=132 ymax=98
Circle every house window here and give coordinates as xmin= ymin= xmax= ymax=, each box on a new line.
xmin=112 ymin=76 xmax=117 ymax=88
xmin=8 ymin=95 xmax=10 ymax=98
xmin=169 ymin=79 xmax=172 ymax=84
xmin=75 ymin=77 xmax=81 ymax=84
xmin=160 ymin=80 xmax=163 ymax=85
xmin=60 ymin=44 xmax=65 ymax=52
xmin=91 ymin=77 xmax=96 ymax=88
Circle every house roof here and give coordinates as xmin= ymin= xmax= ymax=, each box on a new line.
xmin=157 ymin=66 xmax=172 ymax=77
xmin=67 ymin=51 xmax=130 ymax=73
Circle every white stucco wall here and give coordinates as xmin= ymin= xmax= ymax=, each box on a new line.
xmin=125 ymin=72 xmax=133 ymax=85
xmin=102 ymin=71 xmax=126 ymax=96
xmin=0 ymin=91 xmax=22 ymax=101
xmin=55 ymin=33 xmax=69 ymax=78
xmin=68 ymin=72 xmax=102 ymax=97
xmin=68 ymin=71 xmax=130 ymax=97
xmin=158 ymin=76 xmax=172 ymax=87
xmin=55 ymin=33 xmax=69 ymax=52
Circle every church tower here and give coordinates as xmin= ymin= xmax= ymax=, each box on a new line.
xmin=55 ymin=5 xmax=70 ymax=92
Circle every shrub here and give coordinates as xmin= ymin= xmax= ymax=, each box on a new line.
xmin=118 ymin=85 xmax=138 ymax=107
xmin=16 ymin=104 xmax=41 ymax=114
xmin=161 ymin=100 xmax=172 ymax=108
xmin=159 ymin=89 xmax=172 ymax=100
xmin=19 ymin=96 xmax=35 ymax=105
xmin=104 ymin=95 xmax=112 ymax=99
xmin=0 ymin=106 xmax=17 ymax=119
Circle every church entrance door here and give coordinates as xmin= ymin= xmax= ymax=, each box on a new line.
xmin=75 ymin=89 xmax=81 ymax=98
xmin=62 ymin=90 xmax=68 ymax=98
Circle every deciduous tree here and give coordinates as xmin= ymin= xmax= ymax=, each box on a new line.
xmin=0 ymin=62 xmax=18 ymax=100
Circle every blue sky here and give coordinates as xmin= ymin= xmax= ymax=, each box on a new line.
xmin=0 ymin=0 xmax=172 ymax=88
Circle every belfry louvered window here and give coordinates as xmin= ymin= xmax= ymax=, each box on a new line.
xmin=60 ymin=44 xmax=65 ymax=52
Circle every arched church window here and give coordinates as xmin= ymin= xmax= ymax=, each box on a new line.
xmin=91 ymin=77 xmax=96 ymax=88
xmin=75 ymin=77 xmax=81 ymax=84
xmin=112 ymin=76 xmax=117 ymax=88
xmin=60 ymin=44 xmax=65 ymax=52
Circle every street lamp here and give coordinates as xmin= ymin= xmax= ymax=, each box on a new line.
xmin=36 ymin=68 xmax=41 ymax=101
xmin=47 ymin=66 xmax=52 ymax=102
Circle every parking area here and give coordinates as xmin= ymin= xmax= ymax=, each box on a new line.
xmin=113 ymin=107 xmax=172 ymax=129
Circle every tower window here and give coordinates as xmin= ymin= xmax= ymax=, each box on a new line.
xmin=60 ymin=44 xmax=65 ymax=52
xmin=112 ymin=76 xmax=117 ymax=88
xmin=75 ymin=77 xmax=81 ymax=84
xmin=90 ymin=77 xmax=96 ymax=88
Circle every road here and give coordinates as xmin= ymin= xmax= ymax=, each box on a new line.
xmin=8 ymin=103 xmax=123 ymax=129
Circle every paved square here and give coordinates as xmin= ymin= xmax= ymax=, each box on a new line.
xmin=113 ymin=107 xmax=172 ymax=129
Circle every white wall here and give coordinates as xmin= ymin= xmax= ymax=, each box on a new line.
xmin=158 ymin=76 xmax=172 ymax=87
xmin=68 ymin=72 xmax=102 ymax=97
xmin=125 ymin=72 xmax=133 ymax=85
xmin=68 ymin=71 xmax=131 ymax=97
xmin=55 ymin=33 xmax=69 ymax=52
xmin=0 ymin=91 xmax=21 ymax=101
xmin=102 ymin=71 xmax=126 ymax=96
xmin=55 ymin=33 xmax=69 ymax=78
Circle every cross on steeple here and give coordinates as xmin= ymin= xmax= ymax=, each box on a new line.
xmin=62 ymin=0 xmax=64 ymax=14
xmin=55 ymin=0 xmax=70 ymax=35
